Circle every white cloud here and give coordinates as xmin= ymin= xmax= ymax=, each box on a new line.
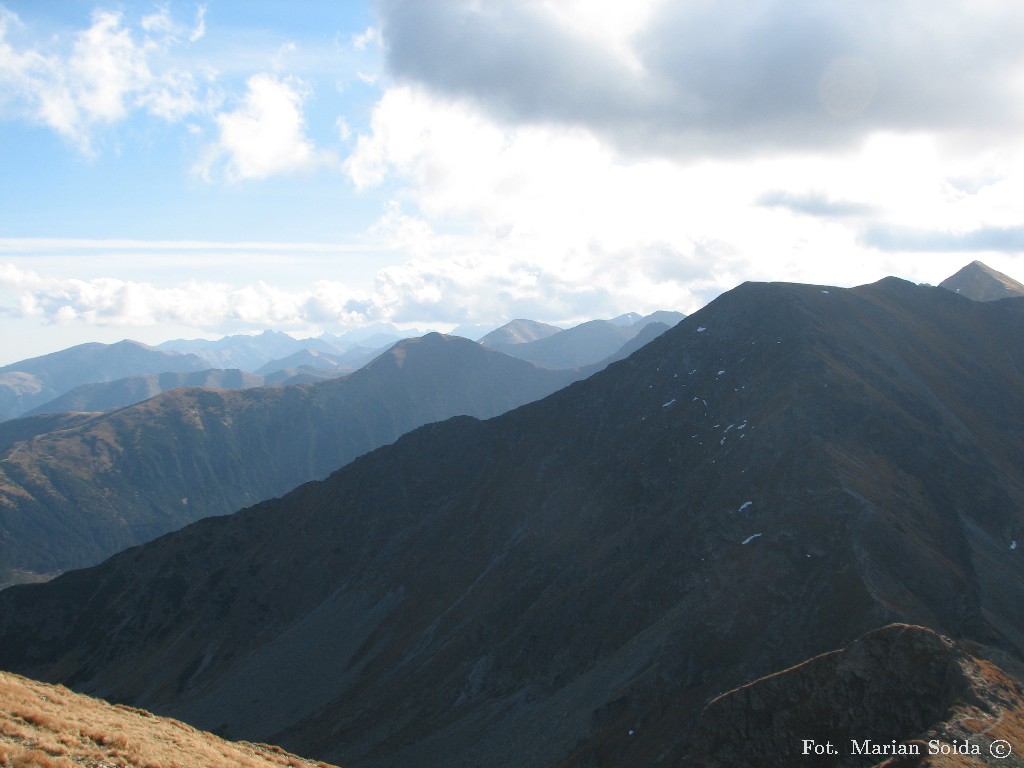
xmin=351 ymin=26 xmax=381 ymax=52
xmin=0 ymin=262 xmax=345 ymax=329
xmin=197 ymin=73 xmax=332 ymax=181
xmin=344 ymin=82 xmax=1024 ymax=302
xmin=190 ymin=5 xmax=207 ymax=43
xmin=0 ymin=6 xmax=202 ymax=152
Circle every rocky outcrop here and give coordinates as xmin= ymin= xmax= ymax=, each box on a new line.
xmin=684 ymin=624 xmax=1024 ymax=766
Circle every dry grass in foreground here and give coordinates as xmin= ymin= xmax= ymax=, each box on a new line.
xmin=0 ymin=671 xmax=338 ymax=768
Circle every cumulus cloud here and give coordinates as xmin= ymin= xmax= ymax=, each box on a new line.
xmin=0 ymin=6 xmax=202 ymax=152
xmin=196 ymin=73 xmax=333 ymax=181
xmin=378 ymin=0 xmax=1024 ymax=157
xmin=0 ymin=263 xmax=348 ymax=329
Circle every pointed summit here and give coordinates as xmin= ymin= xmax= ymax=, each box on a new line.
xmin=479 ymin=319 xmax=562 ymax=347
xmin=939 ymin=260 xmax=1024 ymax=301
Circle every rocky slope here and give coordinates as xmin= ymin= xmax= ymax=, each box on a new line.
xmin=0 ymin=278 xmax=1022 ymax=766
xmin=0 ymin=334 xmax=581 ymax=582
xmin=683 ymin=624 xmax=1024 ymax=767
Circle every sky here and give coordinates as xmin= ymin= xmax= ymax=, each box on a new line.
xmin=2 ymin=0 xmax=1024 ymax=365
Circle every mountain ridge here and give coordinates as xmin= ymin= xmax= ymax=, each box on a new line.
xmin=0 ymin=340 xmax=209 ymax=420
xmin=0 ymin=333 xmax=582 ymax=582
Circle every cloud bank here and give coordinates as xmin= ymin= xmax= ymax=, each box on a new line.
xmin=378 ymin=0 xmax=1024 ymax=157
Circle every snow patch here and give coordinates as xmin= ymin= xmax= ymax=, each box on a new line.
xmin=662 ymin=399 xmax=676 ymax=408
xmin=696 ymin=326 xmax=707 ymax=332
xmin=1013 ymin=540 xmax=1018 ymax=551
xmin=717 ymin=370 xmax=725 ymax=376
xmin=821 ymin=290 xmax=830 ymax=294
xmin=738 ymin=501 xmax=752 ymax=512
xmin=741 ymin=533 xmax=762 ymax=545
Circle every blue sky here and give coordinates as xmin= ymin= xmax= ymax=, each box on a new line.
xmin=3 ymin=1 xmax=1024 ymax=364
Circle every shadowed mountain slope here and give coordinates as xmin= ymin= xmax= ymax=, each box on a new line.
xmin=1 ymin=279 xmax=1022 ymax=766
xmin=592 ymin=320 xmax=670 ymax=366
xmin=0 ymin=340 xmax=209 ymax=421
xmin=0 ymin=334 xmax=581 ymax=582
xmin=939 ymin=260 xmax=1024 ymax=302
xmin=638 ymin=309 xmax=685 ymax=328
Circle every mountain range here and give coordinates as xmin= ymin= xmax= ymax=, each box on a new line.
xmin=0 ymin=340 xmax=209 ymax=420
xmin=1 ymin=275 xmax=1021 ymax=766
xmin=0 ymin=334 xmax=585 ymax=585
xmin=1 ymin=313 xmax=682 ymax=421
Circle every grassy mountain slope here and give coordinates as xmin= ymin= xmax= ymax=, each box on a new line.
xmin=0 ymin=671 xmax=337 ymax=768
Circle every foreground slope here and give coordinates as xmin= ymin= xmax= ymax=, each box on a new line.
xmin=1 ymin=279 xmax=1023 ymax=766
xmin=0 ymin=334 xmax=580 ymax=581
xmin=0 ymin=671 xmax=336 ymax=768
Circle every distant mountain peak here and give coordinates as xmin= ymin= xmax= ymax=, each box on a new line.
xmin=608 ymin=312 xmax=642 ymax=326
xmin=939 ymin=260 xmax=1024 ymax=301
xmin=479 ymin=319 xmax=562 ymax=347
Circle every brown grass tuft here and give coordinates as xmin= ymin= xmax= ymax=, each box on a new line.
xmin=0 ymin=672 xmax=341 ymax=768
